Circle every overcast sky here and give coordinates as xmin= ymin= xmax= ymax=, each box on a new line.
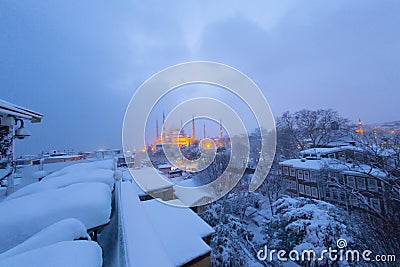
xmin=1 ymin=1 xmax=399 ymax=155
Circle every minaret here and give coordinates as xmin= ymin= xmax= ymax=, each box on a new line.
xmin=356 ymin=118 xmax=364 ymax=134
xmin=156 ymin=120 xmax=159 ymax=142
xmin=203 ymin=123 xmax=206 ymax=139
xmin=219 ymin=119 xmax=223 ymax=140
xmin=162 ymin=112 xmax=166 ymax=142
xmin=192 ymin=115 xmax=196 ymax=140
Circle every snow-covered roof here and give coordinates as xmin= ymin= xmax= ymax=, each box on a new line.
xmin=0 ymin=183 xmax=112 ymax=253
xmin=158 ymin=164 xmax=172 ymax=169
xmin=173 ymin=184 xmax=213 ymax=207
xmin=47 ymin=154 xmax=83 ymax=159
xmin=280 ymin=158 xmax=335 ymax=170
xmin=45 ymin=159 xmax=114 ymax=178
xmin=128 ymin=167 xmax=172 ymax=192
xmin=121 ymin=170 xmax=147 ymax=196
xmin=176 ymin=177 xmax=202 ymax=187
xmin=0 ymin=241 xmax=102 ymax=267
xmin=120 ymin=182 xmax=214 ymax=266
xmin=6 ymin=168 xmax=114 ymax=201
xmin=0 ymin=99 xmax=43 ymax=123
xmin=0 ymin=218 xmax=88 ymax=260
xmin=280 ymin=158 xmax=386 ymax=177
xmin=300 ymin=146 xmax=361 ymax=156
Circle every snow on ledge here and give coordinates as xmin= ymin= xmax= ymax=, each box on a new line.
xmin=120 ymin=181 xmax=214 ymax=266
xmin=0 ymin=218 xmax=89 ymax=259
xmin=6 ymin=168 xmax=114 ymax=201
xmin=0 ymin=241 xmax=102 ymax=267
xmin=0 ymin=183 xmax=111 ymax=253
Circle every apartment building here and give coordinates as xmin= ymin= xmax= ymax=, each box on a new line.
xmin=280 ymin=146 xmax=387 ymax=214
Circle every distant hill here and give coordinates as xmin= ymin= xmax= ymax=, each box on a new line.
xmin=363 ymin=120 xmax=400 ymax=132
xmin=368 ymin=120 xmax=400 ymax=129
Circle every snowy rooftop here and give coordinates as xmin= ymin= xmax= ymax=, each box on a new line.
xmin=0 ymin=159 xmax=114 ymax=266
xmin=120 ymin=182 xmax=214 ymax=266
xmin=128 ymin=166 xmax=172 ymax=192
xmin=280 ymin=158 xmax=386 ymax=177
xmin=0 ymin=240 xmax=102 ymax=267
xmin=300 ymin=145 xmax=361 ymax=156
xmin=0 ymin=182 xmax=111 ymax=253
xmin=0 ymin=99 xmax=43 ymax=123
xmin=158 ymin=164 xmax=172 ymax=169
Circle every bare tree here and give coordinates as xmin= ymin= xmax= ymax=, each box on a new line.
xmin=276 ymin=109 xmax=351 ymax=156
xmin=258 ymin=162 xmax=286 ymax=215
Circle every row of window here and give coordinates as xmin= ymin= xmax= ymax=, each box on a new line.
xmin=325 ymin=188 xmax=382 ymax=212
xmin=346 ymin=176 xmax=379 ymax=192
xmin=283 ymin=166 xmax=381 ymax=193
xmin=349 ymin=196 xmax=381 ymax=212
xmin=298 ymin=184 xmax=319 ymax=198
xmin=282 ymin=167 xmax=316 ymax=182
xmin=325 ymin=188 xmax=347 ymax=203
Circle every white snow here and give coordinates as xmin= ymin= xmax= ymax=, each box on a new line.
xmin=45 ymin=159 xmax=114 ymax=178
xmin=0 ymin=241 xmax=102 ymax=267
xmin=173 ymin=184 xmax=213 ymax=207
xmin=120 ymin=182 xmax=214 ymax=266
xmin=120 ymin=182 xmax=171 ymax=267
xmin=128 ymin=166 xmax=172 ymax=192
xmin=5 ymin=168 xmax=114 ymax=201
xmin=0 ymin=218 xmax=88 ymax=259
xmin=158 ymin=164 xmax=172 ymax=169
xmin=122 ymin=171 xmax=147 ymax=197
xmin=0 ymin=182 xmax=111 ymax=253
xmin=280 ymin=158 xmax=386 ymax=177
xmin=300 ymin=146 xmax=361 ymax=156
xmin=142 ymin=199 xmax=214 ymax=266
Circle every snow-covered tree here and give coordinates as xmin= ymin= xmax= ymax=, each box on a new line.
xmin=196 ymin=150 xmax=230 ymax=185
xmin=258 ymin=162 xmax=286 ymax=215
xmin=262 ymin=197 xmax=358 ymax=267
xmin=180 ymin=145 xmax=201 ymax=160
xmin=200 ymin=193 xmax=261 ymax=266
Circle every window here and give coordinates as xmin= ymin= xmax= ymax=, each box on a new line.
xmin=299 ymin=184 xmax=305 ymax=194
xmin=283 ymin=167 xmax=289 ymax=175
xmin=370 ymin=198 xmax=381 ymax=212
xmin=328 ymin=153 xmax=335 ymax=159
xmin=297 ymin=170 xmax=303 ymax=180
xmin=291 ymin=181 xmax=297 ymax=190
xmin=305 ymin=185 xmax=311 ymax=196
xmin=332 ymin=189 xmax=339 ymax=200
xmin=290 ymin=168 xmax=295 ymax=177
xmin=347 ymin=176 xmax=355 ymax=188
xmin=356 ymin=177 xmax=366 ymax=190
xmin=310 ymin=172 xmax=316 ymax=182
xmin=368 ymin=178 xmax=378 ymax=192
xmin=339 ymin=192 xmax=346 ymax=203
xmin=325 ymin=189 xmax=331 ymax=199
xmin=329 ymin=172 xmax=337 ymax=182
xmin=304 ymin=171 xmax=310 ymax=181
xmin=338 ymin=174 xmax=344 ymax=184
xmin=312 ymin=187 xmax=319 ymax=198
xmin=350 ymin=196 xmax=359 ymax=207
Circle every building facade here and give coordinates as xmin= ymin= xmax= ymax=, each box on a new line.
xmin=280 ymin=146 xmax=387 ymax=215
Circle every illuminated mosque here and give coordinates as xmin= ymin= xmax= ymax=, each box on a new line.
xmin=153 ymin=113 xmax=225 ymax=149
